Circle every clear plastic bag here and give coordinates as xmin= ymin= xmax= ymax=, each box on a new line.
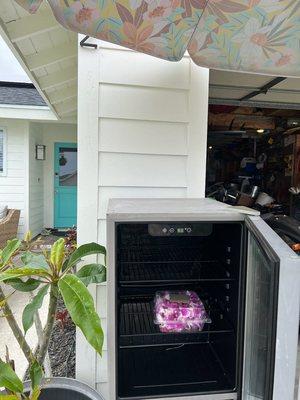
xmin=154 ymin=290 xmax=211 ymax=333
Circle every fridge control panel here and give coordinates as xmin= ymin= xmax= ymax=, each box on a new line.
xmin=148 ymin=223 xmax=212 ymax=237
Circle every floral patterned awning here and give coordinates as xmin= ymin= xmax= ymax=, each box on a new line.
xmin=14 ymin=0 xmax=300 ymax=77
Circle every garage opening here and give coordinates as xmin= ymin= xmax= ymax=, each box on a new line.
xmin=206 ymin=70 xmax=300 ymax=250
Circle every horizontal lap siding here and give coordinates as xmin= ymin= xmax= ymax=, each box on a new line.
xmin=0 ymin=177 xmax=25 ymax=186
xmin=0 ymin=120 xmax=28 ymax=237
xmin=99 ymin=153 xmax=187 ymax=187
xmin=99 ymin=84 xmax=189 ymax=123
xmin=97 ymin=51 xmax=192 ymax=232
xmin=77 ymin=40 xmax=209 ymax=396
xmin=99 ymin=119 xmax=188 ymax=155
xmin=99 ymin=49 xmax=190 ymax=89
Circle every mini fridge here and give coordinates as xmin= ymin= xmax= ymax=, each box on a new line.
xmin=107 ymin=198 xmax=300 ymax=400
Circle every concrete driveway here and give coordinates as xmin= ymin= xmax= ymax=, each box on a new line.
xmin=0 ymin=284 xmax=49 ymax=379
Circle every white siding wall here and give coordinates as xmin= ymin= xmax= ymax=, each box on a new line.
xmin=77 ymin=39 xmax=209 ymax=397
xmin=0 ymin=119 xmax=77 ymax=240
xmin=28 ymin=123 xmax=44 ymax=237
xmin=0 ymin=118 xmax=29 ymax=237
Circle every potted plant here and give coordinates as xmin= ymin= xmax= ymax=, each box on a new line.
xmin=0 ymin=233 xmax=106 ymax=399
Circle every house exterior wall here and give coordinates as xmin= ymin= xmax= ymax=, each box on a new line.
xmin=77 ymin=38 xmax=209 ymax=397
xmin=0 ymin=118 xmax=29 ymax=237
xmin=0 ymin=118 xmax=77 ymax=242
xmin=41 ymin=123 xmax=77 ymax=228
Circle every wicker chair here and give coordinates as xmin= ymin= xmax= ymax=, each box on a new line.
xmin=0 ymin=209 xmax=21 ymax=249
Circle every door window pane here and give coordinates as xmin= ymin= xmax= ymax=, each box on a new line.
xmin=59 ymin=147 xmax=77 ymax=186
xmin=243 ymin=234 xmax=278 ymax=400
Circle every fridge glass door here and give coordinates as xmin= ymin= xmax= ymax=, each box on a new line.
xmin=243 ymin=220 xmax=279 ymax=400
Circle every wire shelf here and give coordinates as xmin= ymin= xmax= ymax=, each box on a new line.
xmin=119 ymin=299 xmax=234 ymax=348
xmin=119 ymin=261 xmax=233 ymax=285
xmin=118 ymin=246 xmax=210 ymax=263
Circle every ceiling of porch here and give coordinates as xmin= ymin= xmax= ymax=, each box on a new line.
xmin=209 ymin=70 xmax=300 ymax=111
xmin=0 ymin=0 xmax=77 ymax=120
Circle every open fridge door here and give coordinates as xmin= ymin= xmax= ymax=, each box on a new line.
xmin=244 ymin=216 xmax=300 ymax=400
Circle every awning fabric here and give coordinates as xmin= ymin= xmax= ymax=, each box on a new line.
xmin=14 ymin=0 xmax=300 ymax=77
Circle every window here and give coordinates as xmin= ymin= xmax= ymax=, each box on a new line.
xmin=0 ymin=128 xmax=7 ymax=176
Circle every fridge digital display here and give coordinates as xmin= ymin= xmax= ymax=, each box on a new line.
xmin=148 ymin=223 xmax=213 ymax=236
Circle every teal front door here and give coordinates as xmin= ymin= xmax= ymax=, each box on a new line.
xmin=54 ymin=142 xmax=77 ymax=228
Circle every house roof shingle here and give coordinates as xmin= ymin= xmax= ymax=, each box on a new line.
xmin=0 ymin=82 xmax=46 ymax=107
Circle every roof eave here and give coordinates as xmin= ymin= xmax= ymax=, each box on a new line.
xmin=0 ymin=19 xmax=59 ymax=120
xmin=0 ymin=104 xmax=57 ymax=120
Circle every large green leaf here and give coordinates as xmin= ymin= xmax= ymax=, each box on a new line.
xmin=50 ymin=238 xmax=65 ymax=272
xmin=0 ymin=359 xmax=23 ymax=393
xmin=76 ymin=264 xmax=106 ymax=286
xmin=29 ymin=360 xmax=43 ymax=391
xmin=21 ymin=252 xmax=49 ymax=270
xmin=22 ymin=285 xmax=49 ymax=334
xmin=5 ymin=278 xmax=41 ymax=292
xmin=0 ymin=239 xmax=21 ymax=268
xmin=67 ymin=243 xmax=106 ymax=269
xmin=0 ymin=268 xmax=50 ymax=282
xmin=0 ymin=395 xmax=19 ymax=399
xmin=58 ymin=275 xmax=103 ymax=355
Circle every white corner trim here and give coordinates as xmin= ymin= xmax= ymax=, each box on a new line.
xmin=186 ymin=63 xmax=209 ymax=197
xmin=0 ymin=127 xmax=7 ymax=177
xmin=0 ymin=105 xmax=57 ymax=121
xmin=76 ymin=34 xmax=99 ymax=388
xmin=24 ymin=124 xmax=30 ymax=234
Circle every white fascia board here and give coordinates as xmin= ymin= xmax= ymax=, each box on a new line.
xmin=0 ymin=104 xmax=57 ymax=121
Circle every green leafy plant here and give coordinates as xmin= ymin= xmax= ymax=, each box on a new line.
xmin=0 ymin=356 xmax=42 ymax=400
xmin=0 ymin=234 xmax=106 ymax=399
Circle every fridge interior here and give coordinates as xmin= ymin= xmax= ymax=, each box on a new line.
xmin=116 ymin=222 xmax=244 ymax=399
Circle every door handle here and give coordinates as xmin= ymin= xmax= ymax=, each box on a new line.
xmin=54 ymin=190 xmax=58 ymax=195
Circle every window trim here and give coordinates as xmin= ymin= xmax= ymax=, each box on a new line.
xmin=0 ymin=127 xmax=7 ymax=177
